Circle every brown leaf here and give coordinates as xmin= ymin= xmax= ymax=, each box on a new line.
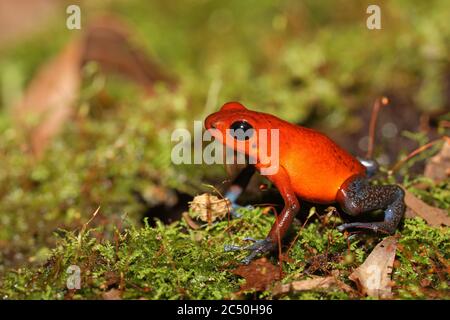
xmin=189 ymin=193 xmax=231 ymax=223
xmin=349 ymin=236 xmax=398 ymax=299
xmin=182 ymin=212 xmax=200 ymax=230
xmin=403 ymin=189 xmax=450 ymax=227
xmin=272 ymin=275 xmax=354 ymax=297
xmin=232 ymin=258 xmax=281 ymax=292
xmin=13 ymin=15 xmax=177 ymax=158
xmin=102 ymin=288 xmax=122 ymax=300
xmin=83 ymin=16 xmax=177 ymax=95
xmin=14 ymin=39 xmax=83 ymax=157
xmin=424 ymin=140 xmax=450 ymax=182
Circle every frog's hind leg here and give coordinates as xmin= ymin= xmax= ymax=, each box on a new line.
xmin=336 ymin=175 xmax=405 ymax=234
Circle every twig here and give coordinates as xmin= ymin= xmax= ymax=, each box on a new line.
xmin=76 ymin=206 xmax=100 ymax=258
xmin=367 ymin=96 xmax=389 ymax=159
xmin=388 ymin=136 xmax=447 ymax=175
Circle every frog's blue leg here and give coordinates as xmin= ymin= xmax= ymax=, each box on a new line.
xmin=224 ymin=165 xmax=255 ymax=218
xmin=336 ymin=175 xmax=405 ymax=234
xmin=357 ymin=157 xmax=379 ymax=178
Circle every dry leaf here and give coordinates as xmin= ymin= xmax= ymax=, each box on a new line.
xmin=424 ymin=140 xmax=450 ymax=182
xmin=13 ymin=15 xmax=177 ymax=158
xmin=182 ymin=212 xmax=200 ymax=230
xmin=272 ymin=275 xmax=353 ymax=296
xmin=232 ymin=258 xmax=281 ymax=292
xmin=189 ymin=193 xmax=231 ymax=223
xmin=83 ymin=16 xmax=177 ymax=95
xmin=14 ymin=39 xmax=83 ymax=157
xmin=403 ymin=189 xmax=450 ymax=227
xmin=349 ymin=236 xmax=397 ymax=299
xmin=102 ymin=288 xmax=122 ymax=300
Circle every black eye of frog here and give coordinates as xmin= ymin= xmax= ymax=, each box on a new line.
xmin=230 ymin=121 xmax=254 ymax=141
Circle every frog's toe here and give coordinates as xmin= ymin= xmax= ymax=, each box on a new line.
xmin=241 ymin=251 xmax=259 ymax=265
xmin=241 ymin=238 xmax=275 ymax=264
xmin=337 ymin=222 xmax=392 ymax=234
xmin=223 ymin=238 xmax=261 ymax=252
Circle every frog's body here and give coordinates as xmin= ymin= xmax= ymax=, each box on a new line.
xmin=205 ymin=102 xmax=405 ymax=264
xmin=266 ymin=122 xmax=365 ymax=203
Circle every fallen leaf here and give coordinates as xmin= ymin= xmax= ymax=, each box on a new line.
xmin=403 ymin=189 xmax=450 ymax=227
xmin=349 ymin=236 xmax=398 ymax=299
xmin=102 ymin=288 xmax=122 ymax=300
xmin=272 ymin=275 xmax=354 ymax=297
xmin=189 ymin=193 xmax=231 ymax=224
xmin=83 ymin=16 xmax=177 ymax=95
xmin=424 ymin=139 xmax=450 ymax=182
xmin=13 ymin=15 xmax=177 ymax=158
xmin=232 ymin=258 xmax=281 ymax=292
xmin=14 ymin=39 xmax=83 ymax=157
xmin=182 ymin=211 xmax=200 ymax=230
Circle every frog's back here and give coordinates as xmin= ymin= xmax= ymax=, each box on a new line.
xmin=279 ymin=124 xmax=365 ymax=203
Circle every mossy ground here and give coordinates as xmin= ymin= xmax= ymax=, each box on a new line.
xmin=1 ymin=210 xmax=448 ymax=299
xmin=0 ymin=0 xmax=449 ymax=299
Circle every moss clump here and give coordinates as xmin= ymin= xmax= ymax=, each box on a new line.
xmin=1 ymin=205 xmax=448 ymax=299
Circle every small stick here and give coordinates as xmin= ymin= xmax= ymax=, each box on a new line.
xmin=367 ymin=96 xmax=389 ymax=159
xmin=388 ymin=136 xmax=448 ymax=175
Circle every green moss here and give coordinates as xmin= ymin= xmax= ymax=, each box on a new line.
xmin=1 ymin=204 xmax=448 ymax=299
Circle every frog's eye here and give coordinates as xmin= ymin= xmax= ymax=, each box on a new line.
xmin=230 ymin=121 xmax=254 ymax=141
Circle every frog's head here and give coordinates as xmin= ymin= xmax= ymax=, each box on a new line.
xmin=205 ymin=102 xmax=278 ymax=167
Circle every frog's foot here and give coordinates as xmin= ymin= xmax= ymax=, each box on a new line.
xmin=337 ymin=176 xmax=405 ymax=236
xmin=224 ymin=237 xmax=275 ymax=264
xmin=337 ymin=222 xmax=393 ymax=235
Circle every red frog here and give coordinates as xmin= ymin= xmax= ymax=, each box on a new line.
xmin=205 ymin=102 xmax=405 ymax=264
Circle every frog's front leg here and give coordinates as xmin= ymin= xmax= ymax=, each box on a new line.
xmin=336 ymin=175 xmax=405 ymax=234
xmin=225 ymin=166 xmax=299 ymax=264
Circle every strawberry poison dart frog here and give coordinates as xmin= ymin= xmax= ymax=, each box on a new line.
xmin=204 ymin=102 xmax=405 ymax=264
